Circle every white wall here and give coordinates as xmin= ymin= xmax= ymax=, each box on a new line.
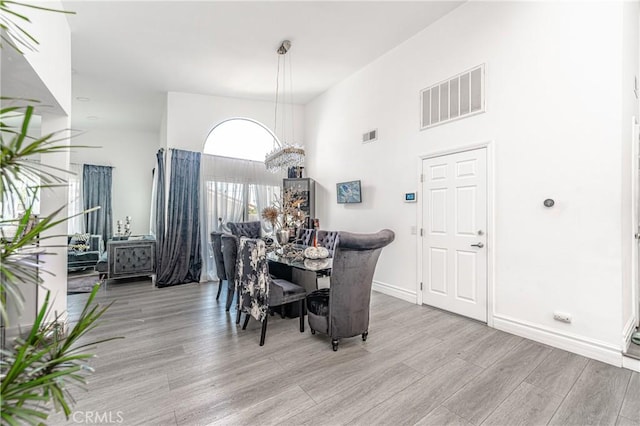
xmin=6 ymin=0 xmax=73 ymax=322
xmin=23 ymin=1 xmax=72 ymax=115
xmin=621 ymin=1 xmax=640 ymax=349
xmin=40 ymin=116 xmax=70 ymax=322
xmin=306 ymin=1 xmax=631 ymax=364
xmin=72 ymin=130 xmax=158 ymax=236
xmin=165 ymin=92 xmax=304 ymax=153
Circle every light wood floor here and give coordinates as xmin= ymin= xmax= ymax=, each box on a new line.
xmin=50 ymin=279 xmax=640 ymax=426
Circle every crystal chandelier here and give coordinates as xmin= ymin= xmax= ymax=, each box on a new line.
xmin=265 ymin=40 xmax=305 ymax=173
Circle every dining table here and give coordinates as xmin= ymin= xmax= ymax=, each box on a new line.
xmin=266 ymin=244 xmax=332 ymax=318
xmin=266 ymin=244 xmax=332 ymax=293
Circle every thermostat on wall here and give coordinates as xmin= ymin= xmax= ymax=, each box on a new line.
xmin=404 ymin=192 xmax=417 ymax=203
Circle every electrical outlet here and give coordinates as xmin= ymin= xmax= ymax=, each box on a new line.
xmin=553 ymin=312 xmax=572 ymax=323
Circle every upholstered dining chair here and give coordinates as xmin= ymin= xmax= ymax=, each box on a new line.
xmin=228 ymin=221 xmax=261 ymax=238
xmin=316 ymin=230 xmax=339 ymax=256
xmin=295 ymin=228 xmax=315 ymax=246
xmin=236 ymin=237 xmax=307 ymax=346
xmin=210 ymin=232 xmax=226 ymax=301
xmin=306 ymin=229 xmax=395 ymax=351
xmin=221 ymin=233 xmax=239 ymax=312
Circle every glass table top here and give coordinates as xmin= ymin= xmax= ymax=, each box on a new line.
xmin=266 ymin=244 xmax=332 ymax=272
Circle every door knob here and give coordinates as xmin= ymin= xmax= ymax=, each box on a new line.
xmin=471 ymin=242 xmax=484 ymax=248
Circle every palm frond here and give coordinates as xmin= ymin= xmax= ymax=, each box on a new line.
xmin=1 ymin=286 xmax=122 ymax=422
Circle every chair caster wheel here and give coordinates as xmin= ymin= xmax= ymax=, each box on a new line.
xmin=362 ymin=332 xmax=368 ymax=341
xmin=311 ymin=329 xmax=315 ymax=335
xmin=332 ymin=339 xmax=339 ymax=351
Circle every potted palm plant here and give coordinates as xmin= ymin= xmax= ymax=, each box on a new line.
xmin=1 ymin=2 xmax=118 ymax=423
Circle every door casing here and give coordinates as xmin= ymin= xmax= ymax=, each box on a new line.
xmin=416 ymin=141 xmax=495 ymax=327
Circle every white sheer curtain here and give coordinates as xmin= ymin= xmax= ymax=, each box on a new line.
xmin=67 ymin=162 xmax=84 ymax=234
xmin=250 ymin=184 xmax=281 ymax=235
xmin=199 ymin=154 xmax=283 ymax=281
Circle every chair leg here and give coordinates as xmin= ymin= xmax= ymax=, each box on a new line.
xmin=259 ymin=316 xmax=268 ymax=346
xmin=242 ymin=313 xmax=250 ymax=330
xmin=332 ymin=339 xmax=339 ymax=351
xmin=225 ymin=282 xmax=234 ymax=311
xmin=299 ymin=300 xmax=305 ymax=333
xmin=216 ymin=279 xmax=223 ymax=300
xmin=235 ymin=288 xmax=241 ymax=324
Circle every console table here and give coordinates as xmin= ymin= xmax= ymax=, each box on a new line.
xmin=98 ymin=238 xmax=156 ymax=283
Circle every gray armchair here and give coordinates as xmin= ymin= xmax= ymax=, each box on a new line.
xmin=221 ymin=233 xmax=240 ymax=314
xmin=236 ymin=237 xmax=307 ymax=346
xmin=210 ymin=232 xmax=227 ymax=301
xmin=306 ymin=229 xmax=395 ymax=351
xmin=228 ymin=221 xmax=261 ymax=238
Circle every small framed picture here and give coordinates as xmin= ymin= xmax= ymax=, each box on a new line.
xmin=336 ymin=180 xmax=362 ymax=204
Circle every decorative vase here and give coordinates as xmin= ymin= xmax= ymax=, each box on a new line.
xmin=276 ymin=229 xmax=290 ymax=245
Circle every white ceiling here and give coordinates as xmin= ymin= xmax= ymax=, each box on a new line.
xmin=62 ymin=1 xmax=464 ymax=133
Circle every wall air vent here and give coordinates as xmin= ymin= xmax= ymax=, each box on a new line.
xmin=420 ymin=64 xmax=485 ymax=130
xmin=362 ymin=129 xmax=378 ymax=143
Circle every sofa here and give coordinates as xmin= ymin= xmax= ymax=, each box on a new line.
xmin=67 ymin=233 xmax=104 ymax=272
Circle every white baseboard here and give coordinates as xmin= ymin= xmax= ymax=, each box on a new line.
xmin=622 ymin=315 xmax=638 ymax=347
xmin=372 ymin=280 xmax=417 ymax=304
xmin=622 ymin=355 xmax=640 ymax=372
xmin=493 ymin=314 xmax=622 ymax=367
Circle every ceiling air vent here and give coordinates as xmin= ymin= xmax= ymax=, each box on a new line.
xmin=362 ymin=129 xmax=378 ymax=144
xmin=420 ymin=64 xmax=485 ymax=130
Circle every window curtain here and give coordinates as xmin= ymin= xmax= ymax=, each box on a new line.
xmin=156 ymin=149 xmax=201 ymax=287
xmin=199 ymin=154 xmax=282 ymax=282
xmin=83 ymin=164 xmax=113 ymax=242
xmin=67 ymin=162 xmax=84 ymax=234
xmin=151 ymin=149 xmax=166 ymax=268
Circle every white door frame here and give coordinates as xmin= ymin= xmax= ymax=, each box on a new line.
xmin=416 ymin=140 xmax=495 ymax=327
xmin=630 ymin=117 xmax=640 ymax=344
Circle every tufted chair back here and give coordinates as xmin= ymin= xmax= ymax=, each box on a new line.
xmin=316 ymin=230 xmax=339 ymax=256
xmin=295 ymin=228 xmax=316 ymax=246
xmin=228 ymin=221 xmax=261 ymax=238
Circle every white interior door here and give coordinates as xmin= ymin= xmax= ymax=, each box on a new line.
xmin=421 ymin=148 xmax=487 ymax=322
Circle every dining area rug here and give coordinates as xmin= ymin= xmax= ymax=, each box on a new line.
xmin=67 ymin=271 xmax=102 ymax=294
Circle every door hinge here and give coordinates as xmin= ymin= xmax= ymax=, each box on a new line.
xmin=420 ymin=173 xmax=424 ymax=183
xmin=420 ymin=282 xmax=423 ymax=291
xmin=420 ymin=228 xmax=424 ymax=237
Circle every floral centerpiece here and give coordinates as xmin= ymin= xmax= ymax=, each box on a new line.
xmin=261 ymin=188 xmax=307 ymax=244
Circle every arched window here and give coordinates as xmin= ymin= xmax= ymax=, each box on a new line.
xmin=201 ymin=118 xmax=282 ymax=281
xmin=203 ymin=118 xmax=277 ymax=162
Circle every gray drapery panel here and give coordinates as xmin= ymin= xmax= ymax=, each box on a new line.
xmin=154 ymin=149 xmax=166 ymax=269
xmin=83 ymin=164 xmax=113 ymax=242
xmin=156 ymin=149 xmax=202 ymax=287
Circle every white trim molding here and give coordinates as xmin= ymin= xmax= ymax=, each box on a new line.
xmin=622 ymin=355 xmax=640 ymax=372
xmin=493 ymin=314 xmax=622 ymax=367
xmin=373 ymin=280 xmax=417 ymax=304
xmin=623 ymin=315 xmax=637 ymax=349
xmin=416 ymin=140 xmax=495 ymax=326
